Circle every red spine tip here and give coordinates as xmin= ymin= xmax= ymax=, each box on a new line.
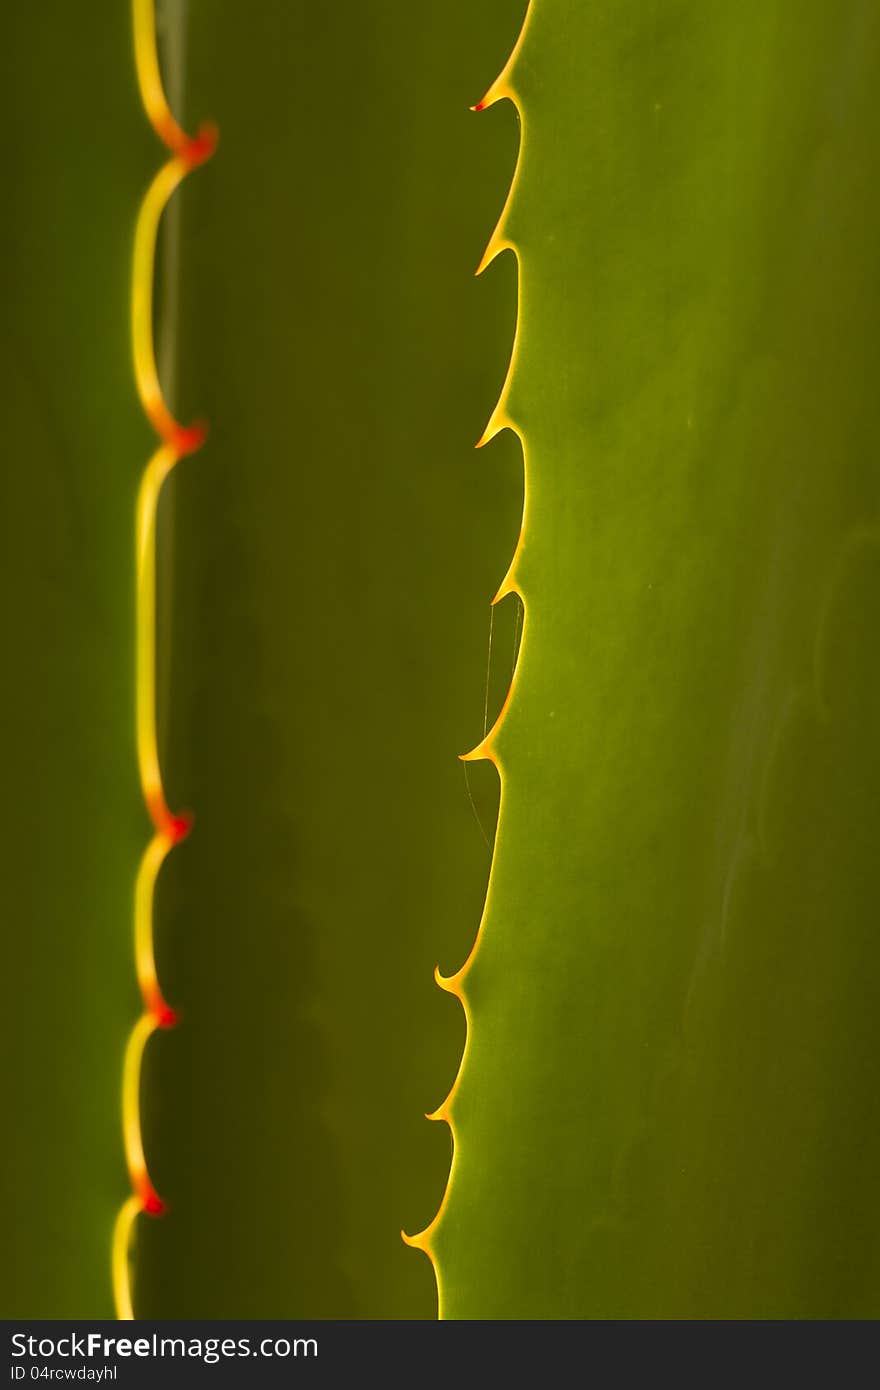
xmin=168 ymin=810 xmax=193 ymax=844
xmin=157 ymin=1005 xmax=178 ymax=1029
xmin=183 ymin=121 xmax=219 ymax=167
xmin=170 ymin=420 xmax=208 ymax=456
xmin=472 ymin=101 xmax=485 ymax=111
xmin=143 ymin=1191 xmax=165 ymax=1216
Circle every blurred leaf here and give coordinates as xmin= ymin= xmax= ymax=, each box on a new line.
xmin=0 ymin=1 xmax=152 ymax=1317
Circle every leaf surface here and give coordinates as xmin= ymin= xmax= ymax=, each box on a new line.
xmin=435 ymin=0 xmax=880 ymax=1318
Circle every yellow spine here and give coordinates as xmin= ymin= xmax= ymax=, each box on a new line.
xmin=113 ymin=0 xmax=216 ymax=1320
xmin=402 ymin=2 xmax=533 ymax=1320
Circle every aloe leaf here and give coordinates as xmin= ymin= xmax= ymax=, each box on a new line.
xmin=427 ymin=0 xmax=880 ymax=1318
xmin=0 ymin=3 xmax=152 ymax=1316
xmin=10 ymin=0 xmax=877 ymax=1325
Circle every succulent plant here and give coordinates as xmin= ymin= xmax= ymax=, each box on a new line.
xmin=5 ymin=0 xmax=879 ymax=1321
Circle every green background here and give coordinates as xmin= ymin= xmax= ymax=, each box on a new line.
xmin=1 ymin=1 xmax=150 ymax=1318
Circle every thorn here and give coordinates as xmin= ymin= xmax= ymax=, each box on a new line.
xmin=168 ymin=810 xmax=193 ymax=844
xmin=168 ymin=420 xmax=208 ymax=457
xmin=183 ymin=120 xmax=219 ymax=168
xmin=459 ymin=738 xmax=490 ymax=763
xmin=143 ymin=1190 xmax=165 ymax=1217
xmin=434 ymin=963 xmax=464 ymax=996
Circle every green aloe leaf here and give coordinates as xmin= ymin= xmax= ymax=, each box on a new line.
xmin=0 ymin=1 xmax=151 ymax=1317
xmin=429 ymin=0 xmax=880 ymax=1318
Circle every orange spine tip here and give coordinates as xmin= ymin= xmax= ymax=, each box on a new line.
xmin=166 ymin=809 xmax=193 ymax=844
xmin=183 ymin=123 xmax=219 ymax=168
xmin=142 ymin=1190 xmax=166 ymax=1217
xmin=114 ymin=0 xmax=216 ymax=1322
